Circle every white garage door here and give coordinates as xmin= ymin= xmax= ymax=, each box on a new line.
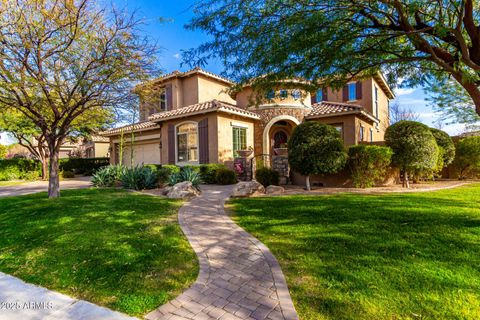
xmin=122 ymin=143 xmax=160 ymax=166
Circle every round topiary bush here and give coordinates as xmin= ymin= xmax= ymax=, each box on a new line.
xmin=430 ymin=128 xmax=455 ymax=168
xmin=348 ymin=145 xmax=393 ymax=188
xmin=453 ymin=136 xmax=480 ymax=179
xmin=288 ymin=122 xmax=347 ymax=190
xmin=385 ymin=120 xmax=439 ymax=187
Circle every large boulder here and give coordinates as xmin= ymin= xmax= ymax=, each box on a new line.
xmin=166 ymin=181 xmax=200 ymax=199
xmin=265 ymin=185 xmax=285 ymax=195
xmin=231 ymin=180 xmax=265 ymax=197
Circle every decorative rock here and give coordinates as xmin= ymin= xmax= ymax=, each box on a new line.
xmin=231 ymin=180 xmax=265 ymax=197
xmin=265 ymin=185 xmax=285 ymax=195
xmin=166 ymin=181 xmax=200 ymax=199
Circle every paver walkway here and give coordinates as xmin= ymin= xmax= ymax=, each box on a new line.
xmin=0 ymin=272 xmax=136 ymax=320
xmin=0 ymin=177 xmax=92 ymax=198
xmin=146 ymin=185 xmax=298 ymax=320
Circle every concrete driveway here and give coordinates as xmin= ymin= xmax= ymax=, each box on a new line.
xmin=0 ymin=176 xmax=92 ymax=198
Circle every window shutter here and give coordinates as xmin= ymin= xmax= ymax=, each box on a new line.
xmin=168 ymin=124 xmax=175 ymax=164
xmin=342 ymin=85 xmax=348 ymax=101
xmin=310 ymin=94 xmax=317 ymax=105
xmin=166 ymin=84 xmax=173 ymax=110
xmin=323 ymin=88 xmax=328 ymax=101
xmin=198 ymin=118 xmax=209 ymax=164
xmin=356 ymin=81 xmax=363 ymax=99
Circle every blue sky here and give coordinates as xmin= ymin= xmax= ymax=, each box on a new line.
xmin=0 ymin=1 xmax=466 ymax=145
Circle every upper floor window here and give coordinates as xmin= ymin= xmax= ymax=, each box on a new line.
xmin=266 ymin=89 xmax=275 ymax=100
xmin=348 ymin=82 xmax=357 ymax=101
xmin=291 ymin=89 xmax=301 ymax=100
xmin=316 ymin=88 xmax=328 ymax=102
xmin=280 ymin=90 xmax=288 ymax=99
xmin=374 ymin=86 xmax=379 ymax=117
xmin=176 ymin=123 xmax=198 ymax=164
xmin=160 ymin=89 xmax=167 ymax=111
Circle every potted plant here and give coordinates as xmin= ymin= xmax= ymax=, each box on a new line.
xmin=236 ymin=146 xmax=254 ymax=158
xmin=274 ymin=143 xmax=288 ymax=155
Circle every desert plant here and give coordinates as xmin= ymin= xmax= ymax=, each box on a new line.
xmin=348 ymin=145 xmax=393 ymax=188
xmin=168 ymin=167 xmax=202 ymax=188
xmin=215 ymin=167 xmax=237 ymax=185
xmin=288 ymin=122 xmax=347 ymax=190
xmin=92 ymin=165 xmax=126 ymax=187
xmin=385 ymin=121 xmax=439 ymax=187
xmin=121 ymin=166 xmax=158 ymax=190
xmin=453 ymin=136 xmax=480 ymax=179
xmin=255 ymin=167 xmax=280 ymax=187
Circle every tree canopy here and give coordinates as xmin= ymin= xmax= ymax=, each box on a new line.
xmin=187 ymin=0 xmax=480 ymax=115
xmin=454 ymin=136 xmax=480 ymax=178
xmin=0 ymin=0 xmax=157 ymax=197
xmin=430 ymin=127 xmax=456 ymax=167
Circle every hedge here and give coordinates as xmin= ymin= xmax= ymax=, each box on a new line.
xmin=0 ymin=159 xmax=41 ymax=181
xmin=348 ymin=145 xmax=393 ymax=188
xmin=59 ymin=157 xmax=110 ymax=175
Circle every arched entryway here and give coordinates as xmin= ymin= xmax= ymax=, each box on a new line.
xmin=262 ymin=115 xmax=300 ymax=155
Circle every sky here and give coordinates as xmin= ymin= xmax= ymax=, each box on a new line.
xmin=0 ymin=0 xmax=467 ymax=145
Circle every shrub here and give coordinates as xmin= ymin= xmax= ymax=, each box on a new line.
xmin=453 ymin=136 xmax=480 ymax=179
xmin=22 ymin=170 xmax=40 ymax=181
xmin=0 ymin=159 xmax=41 ymax=181
xmin=348 ymin=145 xmax=393 ymax=188
xmin=430 ymin=128 xmax=455 ymax=167
xmin=385 ymin=121 xmax=439 ymax=187
xmin=169 ymin=167 xmax=202 ymax=188
xmin=59 ymin=157 xmax=110 ymax=175
xmin=215 ymin=167 xmax=237 ymax=185
xmin=92 ymin=165 xmax=126 ymax=187
xmin=288 ymin=122 xmax=347 ymax=190
xmin=121 ymin=166 xmax=158 ymax=190
xmin=0 ymin=144 xmax=7 ymax=159
xmin=255 ymin=167 xmax=280 ymax=187
xmin=155 ymin=165 xmax=180 ymax=185
xmin=61 ymin=170 xmax=75 ymax=179
xmin=199 ymin=163 xmax=228 ymax=184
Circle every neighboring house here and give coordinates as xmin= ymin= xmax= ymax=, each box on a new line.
xmin=101 ymin=67 xmax=394 ymax=175
xmin=82 ymin=136 xmax=110 ymax=158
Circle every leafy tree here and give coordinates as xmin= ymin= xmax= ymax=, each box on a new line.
xmin=430 ymin=128 xmax=456 ymax=167
xmin=453 ymin=136 xmax=480 ymax=179
xmin=348 ymin=145 xmax=393 ymax=188
xmin=0 ymin=144 xmax=7 ymax=159
xmin=187 ymin=0 xmax=480 ymax=116
xmin=385 ymin=121 xmax=439 ymax=188
xmin=0 ymin=0 xmax=157 ymax=197
xmin=288 ymin=122 xmax=347 ymax=190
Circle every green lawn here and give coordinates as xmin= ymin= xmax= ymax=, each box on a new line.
xmin=230 ymin=184 xmax=480 ymax=320
xmin=0 ymin=188 xmax=197 ymax=316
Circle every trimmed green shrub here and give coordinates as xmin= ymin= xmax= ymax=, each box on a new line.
xmin=22 ymin=171 xmax=40 ymax=181
xmin=348 ymin=145 xmax=393 ymax=188
xmin=59 ymin=157 xmax=110 ymax=175
xmin=162 ymin=165 xmax=181 ymax=174
xmin=155 ymin=165 xmax=180 ymax=185
xmin=385 ymin=121 xmax=439 ymax=187
xmin=169 ymin=167 xmax=202 ymax=188
xmin=121 ymin=166 xmax=158 ymax=190
xmin=0 ymin=159 xmax=41 ymax=181
xmin=453 ymin=136 xmax=480 ymax=179
xmin=430 ymin=128 xmax=455 ymax=167
xmin=199 ymin=163 xmax=228 ymax=184
xmin=0 ymin=144 xmax=7 ymax=159
xmin=92 ymin=165 xmax=126 ymax=187
xmin=288 ymin=122 xmax=347 ymax=190
xmin=61 ymin=170 xmax=75 ymax=179
xmin=255 ymin=167 xmax=279 ymax=187
xmin=215 ymin=168 xmax=237 ymax=185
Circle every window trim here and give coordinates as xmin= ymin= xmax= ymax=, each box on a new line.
xmin=160 ymin=88 xmax=168 ymax=111
xmin=175 ymin=121 xmax=199 ymax=166
xmin=291 ymin=89 xmax=301 ymax=100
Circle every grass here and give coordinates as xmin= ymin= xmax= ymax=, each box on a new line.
xmin=0 ymin=188 xmax=197 ymax=316
xmin=230 ymin=183 xmax=480 ymax=320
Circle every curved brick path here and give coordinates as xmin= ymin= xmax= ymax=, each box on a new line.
xmin=146 ymin=185 xmax=298 ymax=320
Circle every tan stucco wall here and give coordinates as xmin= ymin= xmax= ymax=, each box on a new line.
xmin=197 ymin=75 xmax=236 ymax=105
xmin=216 ymin=113 xmax=255 ymax=163
xmin=94 ymin=142 xmax=110 ymax=158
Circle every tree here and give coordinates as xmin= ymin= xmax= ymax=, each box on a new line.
xmin=453 ymin=136 xmax=480 ymax=179
xmin=187 ymin=0 xmax=480 ymax=116
xmin=0 ymin=0 xmax=157 ymax=197
xmin=389 ymin=101 xmax=420 ymax=124
xmin=288 ymin=122 xmax=347 ymax=190
xmin=0 ymin=144 xmax=7 ymax=159
xmin=430 ymin=128 xmax=456 ymax=167
xmin=385 ymin=121 xmax=439 ymax=187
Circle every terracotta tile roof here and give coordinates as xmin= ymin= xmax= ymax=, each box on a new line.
xmin=148 ymin=100 xmax=260 ymax=122
xmin=307 ymin=101 xmax=378 ymax=122
xmin=100 ymin=121 xmax=160 ymax=136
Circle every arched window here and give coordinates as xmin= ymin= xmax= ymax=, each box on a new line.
xmin=273 ymin=130 xmax=288 ymax=148
xmin=176 ymin=122 xmax=198 ymax=164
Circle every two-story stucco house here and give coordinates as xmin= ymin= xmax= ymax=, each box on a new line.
xmin=101 ymin=67 xmax=394 ymax=182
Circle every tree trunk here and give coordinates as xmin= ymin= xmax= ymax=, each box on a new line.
xmin=41 ymin=159 xmax=48 ymax=180
xmin=48 ymin=143 xmax=60 ymax=198
xmin=305 ymin=175 xmax=311 ymax=191
xmin=404 ymin=171 xmax=410 ymax=189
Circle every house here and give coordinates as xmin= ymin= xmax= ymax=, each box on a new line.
xmin=101 ymin=67 xmax=394 ymax=183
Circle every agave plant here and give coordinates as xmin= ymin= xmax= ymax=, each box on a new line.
xmin=168 ymin=167 xmax=202 ymax=188
xmin=92 ymin=165 xmax=126 ymax=187
xmin=121 ymin=165 xmax=158 ymax=190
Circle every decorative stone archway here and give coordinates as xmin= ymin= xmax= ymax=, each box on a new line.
xmin=262 ymin=115 xmax=301 ymax=155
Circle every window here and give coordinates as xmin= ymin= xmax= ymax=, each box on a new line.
xmin=374 ymin=86 xmax=379 ymax=117
xmin=266 ymin=90 xmax=275 ymax=100
xmin=291 ymin=89 xmax=301 ymax=100
xmin=359 ymin=126 xmax=364 ymax=141
xmin=348 ymin=82 xmax=357 ymax=101
xmin=176 ymin=123 xmax=198 ymax=163
xmin=370 ymin=128 xmax=374 ymax=142
xmin=315 ymin=88 xmax=327 ymax=103
xmin=273 ymin=130 xmax=288 ymax=148
xmin=232 ymin=127 xmax=247 ymax=157
xmin=333 ymin=124 xmax=343 ymax=137
xmin=160 ymin=89 xmax=167 ymax=111
xmin=280 ymin=90 xmax=288 ymax=98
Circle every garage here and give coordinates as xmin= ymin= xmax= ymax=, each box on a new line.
xmin=121 ymin=142 xmax=161 ymax=166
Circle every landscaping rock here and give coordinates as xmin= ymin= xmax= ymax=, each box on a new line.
xmin=265 ymin=185 xmax=285 ymax=195
xmin=231 ymin=180 xmax=265 ymax=197
xmin=166 ymin=181 xmax=200 ymax=199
